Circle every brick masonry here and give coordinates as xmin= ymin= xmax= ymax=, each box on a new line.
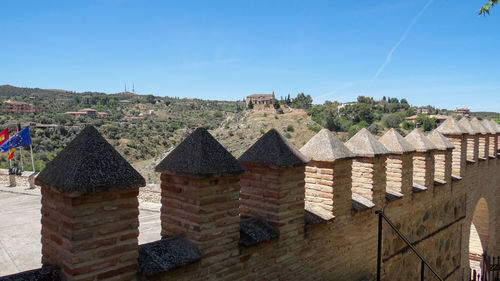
xmin=40 ymin=187 xmax=140 ymax=281
xmin=145 ymin=131 xmax=499 ymax=281
xmin=3 ymin=129 xmax=499 ymax=281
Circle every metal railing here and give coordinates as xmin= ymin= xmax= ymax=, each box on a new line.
xmin=471 ymin=253 xmax=500 ymax=281
xmin=375 ymin=210 xmax=444 ymax=281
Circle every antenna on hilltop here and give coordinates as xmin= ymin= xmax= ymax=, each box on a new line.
xmin=124 ymin=83 xmax=127 ymax=93
xmin=132 ymin=83 xmax=135 ymax=94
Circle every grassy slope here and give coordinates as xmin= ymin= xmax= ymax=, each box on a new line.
xmin=133 ymin=108 xmax=321 ymax=184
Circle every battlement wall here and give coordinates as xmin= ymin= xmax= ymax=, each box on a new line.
xmin=0 ymin=118 xmax=499 ymax=281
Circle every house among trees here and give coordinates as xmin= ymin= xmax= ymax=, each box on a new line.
xmin=246 ymin=92 xmax=275 ymax=108
xmin=454 ymin=107 xmax=471 ymax=116
xmin=405 ymin=114 xmax=450 ymax=126
xmin=1 ymin=99 xmax=35 ymax=113
xmin=65 ymin=108 xmax=108 ymax=117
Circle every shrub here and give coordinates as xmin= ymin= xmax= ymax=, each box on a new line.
xmin=284 ymin=132 xmax=292 ymax=139
xmin=402 ymin=120 xmax=415 ymax=130
xmin=383 ymin=114 xmax=403 ymax=128
xmin=286 ymin=125 xmax=295 ymax=132
xmin=367 ymin=123 xmax=381 ymax=135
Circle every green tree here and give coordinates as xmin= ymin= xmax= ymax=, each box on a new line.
xmin=383 ymin=114 xmax=403 ymax=128
xmin=480 ymin=0 xmax=498 ymax=15
xmin=247 ymin=100 xmax=254 ymax=109
xmin=402 ymin=120 xmax=415 ymax=130
xmin=416 ymin=115 xmax=437 ymax=132
xmin=291 ymin=93 xmax=313 ymax=109
xmin=273 ymin=99 xmax=281 ymax=109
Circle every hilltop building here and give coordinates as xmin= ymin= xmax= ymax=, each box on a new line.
xmin=246 ymin=92 xmax=275 ymax=108
xmin=65 ymin=108 xmax=108 ymax=117
xmin=455 ymin=107 xmax=471 ymax=116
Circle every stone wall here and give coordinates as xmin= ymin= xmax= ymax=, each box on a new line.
xmin=1 ymin=125 xmax=499 ymax=281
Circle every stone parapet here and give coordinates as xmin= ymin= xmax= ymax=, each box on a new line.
xmin=34 ymin=126 xmax=145 ymax=281
xmin=345 ymin=128 xmax=388 ymax=208
xmin=437 ymin=119 xmax=467 ymax=177
xmin=239 ymin=129 xmax=307 ymax=237
xmin=300 ymin=129 xmax=354 ymax=221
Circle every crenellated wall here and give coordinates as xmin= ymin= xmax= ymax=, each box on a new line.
xmin=0 ymin=119 xmax=499 ymax=281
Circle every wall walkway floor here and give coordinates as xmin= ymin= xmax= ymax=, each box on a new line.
xmin=0 ymin=188 xmax=161 ymax=276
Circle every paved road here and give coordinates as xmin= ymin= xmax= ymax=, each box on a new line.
xmin=0 ymin=190 xmax=161 ymax=276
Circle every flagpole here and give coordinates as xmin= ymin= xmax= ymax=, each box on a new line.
xmin=30 ymin=145 xmax=35 ymax=173
xmin=19 ymin=147 xmax=23 ymax=171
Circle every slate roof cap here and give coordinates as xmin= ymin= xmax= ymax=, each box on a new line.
xmin=436 ymin=119 xmax=466 ymax=135
xmin=470 ymin=118 xmax=488 ymax=134
xmin=378 ymin=128 xmax=415 ymax=154
xmin=239 ymin=216 xmax=280 ymax=247
xmin=238 ymin=128 xmax=308 ymax=167
xmin=138 ymin=236 xmax=201 ymax=277
xmin=427 ymin=130 xmax=455 ymax=150
xmin=481 ymin=119 xmax=496 ymax=133
xmin=489 ymin=120 xmax=500 ymax=133
xmin=405 ymin=129 xmax=438 ymax=152
xmin=0 ymin=266 xmax=61 ymax=281
xmin=155 ymin=127 xmax=245 ymax=176
xmin=35 ymin=126 xmax=145 ymax=194
xmin=299 ymin=129 xmax=354 ymax=161
xmin=345 ymin=128 xmax=389 ymax=157
xmin=458 ymin=118 xmax=479 ymax=135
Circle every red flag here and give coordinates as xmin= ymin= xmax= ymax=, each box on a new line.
xmin=7 ymin=148 xmax=14 ymax=160
xmin=5 ymin=128 xmax=15 ymax=160
xmin=0 ymin=128 xmax=8 ymax=145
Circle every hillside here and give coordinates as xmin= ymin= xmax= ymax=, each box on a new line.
xmin=133 ymin=108 xmax=321 ymax=183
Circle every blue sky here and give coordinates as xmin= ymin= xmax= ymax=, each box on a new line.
xmin=1 ymin=0 xmax=499 ymax=111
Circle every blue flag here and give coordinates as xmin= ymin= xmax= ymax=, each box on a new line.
xmin=0 ymin=126 xmax=31 ymax=152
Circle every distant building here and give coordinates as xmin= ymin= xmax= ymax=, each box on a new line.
xmin=65 ymin=108 xmax=108 ymax=117
xmin=122 ymin=116 xmax=144 ymax=122
xmin=139 ymin=110 xmax=155 ymax=116
xmin=337 ymin=102 xmax=356 ymax=109
xmin=455 ymin=108 xmax=470 ymax=116
xmin=246 ymin=92 xmax=275 ymax=107
xmin=405 ymin=114 xmax=450 ymax=126
xmin=415 ymin=108 xmax=430 ymax=114
xmin=20 ymin=122 xmax=58 ymax=129
xmin=2 ymin=100 xmax=33 ymax=113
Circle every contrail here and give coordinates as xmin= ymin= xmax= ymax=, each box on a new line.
xmin=367 ymin=0 xmax=434 ymax=89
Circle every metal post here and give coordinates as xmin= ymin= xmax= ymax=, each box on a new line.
xmin=29 ymin=145 xmax=35 ymax=173
xmin=376 ymin=210 xmax=382 ymax=281
xmin=421 ymin=260 xmax=425 ymax=281
xmin=19 ymin=147 xmax=23 ymax=171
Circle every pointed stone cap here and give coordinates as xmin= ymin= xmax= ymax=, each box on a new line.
xmin=427 ymin=130 xmax=454 ymax=150
xmin=458 ymin=118 xmax=479 ymax=135
xmin=378 ymin=128 xmax=415 ymax=154
xmin=156 ymin=127 xmax=244 ymax=176
xmin=471 ymin=118 xmax=488 ymax=134
xmin=489 ymin=120 xmax=500 ymax=133
xmin=436 ymin=118 xmax=465 ymax=135
xmin=239 ymin=129 xmax=308 ymax=167
xmin=405 ymin=129 xmax=437 ymax=152
xmin=345 ymin=128 xmax=389 ymax=157
xmin=299 ymin=129 xmax=354 ymax=162
xmin=481 ymin=119 xmax=496 ymax=133
xmin=35 ymin=126 xmax=145 ymax=194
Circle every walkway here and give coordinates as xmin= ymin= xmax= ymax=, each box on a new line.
xmin=0 ymin=187 xmax=161 ymax=276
